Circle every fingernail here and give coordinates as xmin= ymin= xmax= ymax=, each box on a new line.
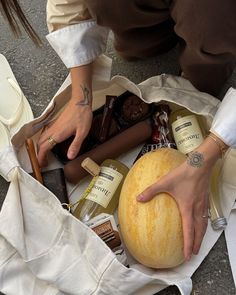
xmin=68 ymin=151 xmax=75 ymax=159
xmin=186 ymin=255 xmax=192 ymax=261
xmin=137 ymin=194 xmax=145 ymax=201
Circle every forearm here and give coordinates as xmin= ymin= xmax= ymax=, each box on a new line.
xmin=70 ymin=63 xmax=93 ymax=107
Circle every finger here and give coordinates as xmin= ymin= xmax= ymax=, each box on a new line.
xmin=37 ymin=140 xmax=52 ymax=167
xmin=192 ymin=200 xmax=209 ymax=255
xmin=38 ymin=134 xmax=62 ymax=167
xmin=38 ymin=126 xmax=53 ymax=146
xmin=37 ymin=119 xmax=62 ymax=146
xmin=192 ymin=215 xmax=208 ymax=255
xmin=136 ymin=176 xmax=171 ymax=202
xmin=180 ymin=207 xmax=194 ymax=261
xmin=67 ymin=133 xmax=83 ymax=160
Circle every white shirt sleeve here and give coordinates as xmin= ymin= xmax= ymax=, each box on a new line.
xmin=46 ymin=21 xmax=109 ymax=68
xmin=210 ymin=87 xmax=236 ymax=148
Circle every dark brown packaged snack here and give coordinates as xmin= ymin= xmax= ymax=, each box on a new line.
xmin=64 ymin=120 xmax=152 ymax=184
xmin=52 ymin=134 xmax=98 ymax=164
xmin=42 ymin=168 xmax=69 ymax=205
xmin=29 ymin=168 xmax=69 ymax=206
xmin=121 ymin=95 xmax=150 ymax=122
xmin=99 ymin=95 xmax=117 ymax=142
xmin=90 ymin=115 xmax=120 ymax=142
xmin=113 ymin=92 xmax=153 ymax=128
xmin=25 ymin=139 xmax=69 ymax=205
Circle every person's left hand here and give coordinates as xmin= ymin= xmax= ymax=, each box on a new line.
xmin=136 ymin=157 xmax=212 ymax=261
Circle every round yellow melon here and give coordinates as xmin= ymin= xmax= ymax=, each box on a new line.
xmin=118 ymin=148 xmax=186 ymax=269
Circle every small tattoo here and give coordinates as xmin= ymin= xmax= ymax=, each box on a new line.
xmin=76 ymin=84 xmax=91 ymax=106
xmin=187 ymin=151 xmax=204 ymax=168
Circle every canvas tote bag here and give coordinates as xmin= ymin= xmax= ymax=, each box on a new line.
xmin=0 ymin=55 xmax=235 ymax=295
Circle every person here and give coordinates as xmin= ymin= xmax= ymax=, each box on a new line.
xmin=1 ymin=0 xmax=235 ymax=262
xmin=37 ymin=0 xmax=236 ymax=165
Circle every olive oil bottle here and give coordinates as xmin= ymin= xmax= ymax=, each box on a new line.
xmin=73 ymin=159 xmax=129 ymax=223
xmin=169 ymin=108 xmax=205 ymax=154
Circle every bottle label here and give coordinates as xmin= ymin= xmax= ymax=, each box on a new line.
xmin=172 ymin=115 xmax=204 ymax=154
xmin=85 ymin=166 xmax=123 ymax=208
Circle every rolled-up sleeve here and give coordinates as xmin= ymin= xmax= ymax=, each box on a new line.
xmin=210 ymin=87 xmax=236 ymax=148
xmin=46 ymin=0 xmax=109 ymax=68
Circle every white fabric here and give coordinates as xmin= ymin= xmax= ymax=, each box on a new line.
xmin=0 ymin=54 xmax=34 ymax=136
xmin=210 ymin=87 xmax=236 ymax=147
xmin=0 ymin=146 xmax=20 ymax=182
xmin=221 ymin=150 xmax=236 ymax=287
xmin=46 ymin=21 xmax=109 ymax=68
xmin=0 ymin=167 xmax=192 ymax=295
xmin=0 ymin=234 xmax=60 ymax=295
xmin=1 ymin=70 xmax=236 ymax=294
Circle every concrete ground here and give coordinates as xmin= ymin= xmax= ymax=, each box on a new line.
xmin=0 ymin=1 xmax=236 ymax=294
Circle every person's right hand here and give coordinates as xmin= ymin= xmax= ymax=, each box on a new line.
xmin=37 ymin=97 xmax=93 ymax=167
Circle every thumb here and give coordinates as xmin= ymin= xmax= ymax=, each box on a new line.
xmin=67 ymin=134 xmax=83 ymax=160
xmin=136 ymin=176 xmax=170 ymax=202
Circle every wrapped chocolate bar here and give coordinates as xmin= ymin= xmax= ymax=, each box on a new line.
xmin=99 ymin=95 xmax=117 ymax=142
xmin=135 ymin=104 xmax=176 ymax=161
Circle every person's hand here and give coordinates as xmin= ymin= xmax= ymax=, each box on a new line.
xmin=136 ymin=135 xmax=226 ymax=261
xmin=37 ymin=97 xmax=93 ymax=167
xmin=37 ymin=63 xmax=93 ymax=167
xmin=137 ymin=157 xmax=211 ymax=261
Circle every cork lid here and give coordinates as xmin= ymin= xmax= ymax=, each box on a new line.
xmin=81 ymin=157 xmax=101 ymax=176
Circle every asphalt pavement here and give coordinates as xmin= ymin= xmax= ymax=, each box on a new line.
xmin=0 ymin=1 xmax=236 ymax=294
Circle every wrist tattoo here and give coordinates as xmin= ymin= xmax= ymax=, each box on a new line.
xmin=187 ymin=151 xmax=204 ymax=168
xmin=76 ymin=84 xmax=91 ymax=106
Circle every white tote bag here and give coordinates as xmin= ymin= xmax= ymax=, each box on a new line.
xmin=0 ymin=55 xmax=235 ymax=295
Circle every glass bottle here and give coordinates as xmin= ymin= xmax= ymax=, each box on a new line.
xmin=73 ymin=159 xmax=129 ymax=223
xmin=170 ymin=108 xmax=227 ymax=230
xmin=169 ymin=108 xmax=205 ymax=154
xmin=209 ymin=160 xmax=227 ymax=230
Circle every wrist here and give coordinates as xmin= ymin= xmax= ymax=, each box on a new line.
xmin=68 ymin=97 xmax=93 ymax=116
xmin=207 ymin=132 xmax=229 ymax=157
xmin=70 ymin=95 xmax=93 ymax=108
xmin=70 ymin=64 xmax=93 ymax=107
xmin=192 ymin=136 xmax=222 ymax=169
xmin=183 ymin=133 xmax=228 ymax=177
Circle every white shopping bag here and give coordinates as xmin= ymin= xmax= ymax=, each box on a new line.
xmin=0 ymin=54 xmax=235 ymax=295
